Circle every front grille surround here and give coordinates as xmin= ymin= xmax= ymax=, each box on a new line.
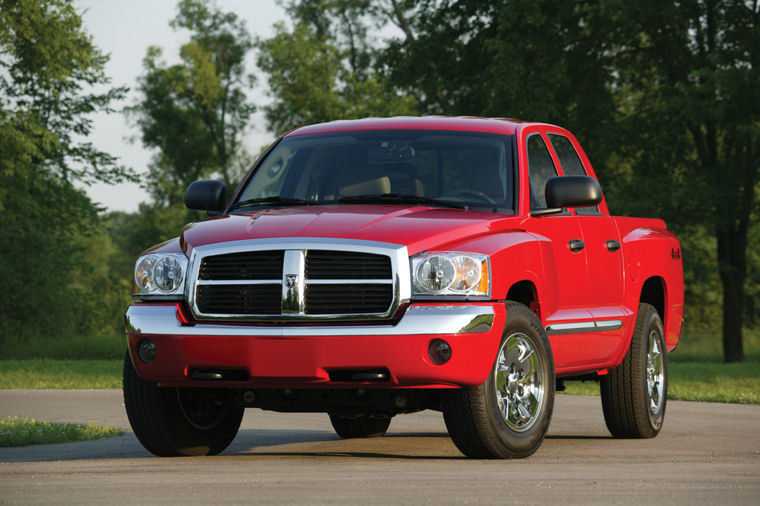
xmin=186 ymin=238 xmax=411 ymax=321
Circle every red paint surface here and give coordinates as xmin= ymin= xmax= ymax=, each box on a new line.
xmin=131 ymin=117 xmax=684 ymax=387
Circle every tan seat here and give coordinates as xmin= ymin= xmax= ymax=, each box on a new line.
xmin=339 ymin=176 xmax=391 ymax=196
xmin=335 ymin=164 xmax=392 ymax=197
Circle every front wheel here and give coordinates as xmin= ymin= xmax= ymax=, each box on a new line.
xmin=123 ymin=351 xmax=244 ymax=456
xmin=600 ymin=303 xmax=667 ymax=438
xmin=443 ymin=302 xmax=555 ymax=458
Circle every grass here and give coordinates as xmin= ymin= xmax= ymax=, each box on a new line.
xmin=561 ymin=361 xmax=760 ymax=404
xmin=0 ymin=328 xmax=758 ymax=403
xmin=668 ymin=325 xmax=760 ymax=363
xmin=0 ymin=417 xmax=123 ymax=447
xmin=0 ymin=359 xmax=122 ymax=389
xmin=0 ymin=334 xmax=123 ymax=360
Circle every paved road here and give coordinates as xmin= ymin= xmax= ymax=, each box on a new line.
xmin=1 ymin=390 xmax=758 ymax=505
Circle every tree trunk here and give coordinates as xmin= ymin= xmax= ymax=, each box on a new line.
xmin=716 ymin=227 xmax=746 ymax=363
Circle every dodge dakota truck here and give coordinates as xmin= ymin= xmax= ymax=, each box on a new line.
xmin=124 ymin=116 xmax=683 ymax=459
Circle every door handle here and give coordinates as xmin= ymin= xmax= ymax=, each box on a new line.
xmin=569 ymin=239 xmax=585 ymax=252
xmin=606 ymin=239 xmax=621 ymax=252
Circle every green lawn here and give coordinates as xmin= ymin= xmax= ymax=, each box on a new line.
xmin=562 ymin=361 xmax=760 ymax=404
xmin=0 ymin=359 xmax=122 ymax=389
xmin=0 ymin=417 xmax=123 ymax=447
xmin=0 ymin=329 xmax=758 ymax=404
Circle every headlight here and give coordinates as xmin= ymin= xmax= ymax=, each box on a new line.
xmin=133 ymin=253 xmax=188 ymax=298
xmin=411 ymin=252 xmax=490 ymax=297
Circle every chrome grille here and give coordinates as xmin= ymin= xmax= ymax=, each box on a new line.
xmin=305 ymin=250 xmax=391 ymax=279
xmin=196 ymin=284 xmax=281 ymax=314
xmin=199 ymin=251 xmax=284 ymax=280
xmin=188 ymin=239 xmax=408 ymax=321
xmin=305 ymin=284 xmax=394 ymax=314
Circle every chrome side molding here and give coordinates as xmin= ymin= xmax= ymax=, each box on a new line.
xmin=545 ymin=319 xmax=623 ymax=335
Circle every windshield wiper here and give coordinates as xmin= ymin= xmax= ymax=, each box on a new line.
xmin=337 ymin=193 xmax=466 ymax=209
xmin=231 ymin=196 xmax=313 ymax=210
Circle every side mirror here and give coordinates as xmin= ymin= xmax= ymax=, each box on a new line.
xmin=185 ymin=180 xmax=227 ymax=212
xmin=545 ymin=175 xmax=602 ymax=209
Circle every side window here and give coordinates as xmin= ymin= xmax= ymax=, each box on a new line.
xmin=527 ymin=134 xmax=558 ymax=209
xmin=548 ymin=133 xmax=600 ymax=215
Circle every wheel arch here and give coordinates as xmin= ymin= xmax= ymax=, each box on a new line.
xmin=640 ymin=276 xmax=666 ymax=329
xmin=506 ymin=280 xmax=540 ymax=318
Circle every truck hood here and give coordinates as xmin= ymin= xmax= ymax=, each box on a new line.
xmin=180 ymin=205 xmax=524 ymax=256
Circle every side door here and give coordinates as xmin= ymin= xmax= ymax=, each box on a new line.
xmin=521 ymin=130 xmax=593 ymax=342
xmin=545 ymin=131 xmax=630 ymax=367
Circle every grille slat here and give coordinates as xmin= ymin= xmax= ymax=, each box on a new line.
xmin=197 ymin=284 xmax=281 ymax=314
xmin=305 ymin=284 xmax=393 ymax=314
xmin=199 ymin=251 xmax=284 ymax=280
xmin=306 ymin=250 xmax=391 ymax=280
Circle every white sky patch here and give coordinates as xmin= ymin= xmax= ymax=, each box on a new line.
xmin=74 ymin=0 xmax=286 ymax=212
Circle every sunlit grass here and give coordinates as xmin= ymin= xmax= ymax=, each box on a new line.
xmin=0 ymin=359 xmax=122 ymax=389
xmin=561 ymin=361 xmax=760 ymax=404
xmin=0 ymin=328 xmax=758 ymax=405
xmin=0 ymin=417 xmax=123 ymax=447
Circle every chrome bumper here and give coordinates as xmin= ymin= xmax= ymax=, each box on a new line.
xmin=125 ymin=304 xmax=495 ymax=337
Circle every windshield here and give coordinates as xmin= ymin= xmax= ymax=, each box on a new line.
xmin=234 ymin=130 xmax=515 ymax=212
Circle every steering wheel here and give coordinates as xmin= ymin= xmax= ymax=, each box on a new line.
xmin=440 ymin=189 xmax=497 ymax=205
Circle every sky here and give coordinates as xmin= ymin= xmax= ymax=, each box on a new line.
xmin=75 ymin=0 xmax=288 ymax=213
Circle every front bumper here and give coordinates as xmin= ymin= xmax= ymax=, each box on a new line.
xmin=125 ymin=302 xmax=505 ymax=388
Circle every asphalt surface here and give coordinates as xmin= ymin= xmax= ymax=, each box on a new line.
xmin=0 ymin=390 xmax=758 ymax=505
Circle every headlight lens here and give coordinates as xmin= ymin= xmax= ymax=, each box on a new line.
xmin=153 ymin=256 xmax=184 ymax=292
xmin=412 ymin=252 xmax=490 ymax=296
xmin=133 ymin=253 xmax=188 ymax=297
xmin=135 ymin=256 xmax=156 ymax=292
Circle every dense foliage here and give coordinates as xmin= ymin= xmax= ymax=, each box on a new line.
xmin=0 ymin=0 xmax=133 ymax=344
xmin=1 ymin=0 xmax=756 ymax=364
xmin=258 ymin=0 xmax=759 ymax=362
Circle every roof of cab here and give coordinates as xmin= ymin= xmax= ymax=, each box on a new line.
xmin=284 ymin=116 xmax=530 ymax=137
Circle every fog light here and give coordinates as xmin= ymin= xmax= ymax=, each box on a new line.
xmin=138 ymin=339 xmax=157 ymax=364
xmin=429 ymin=339 xmax=452 ymax=365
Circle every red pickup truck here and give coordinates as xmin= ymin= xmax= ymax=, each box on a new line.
xmin=124 ymin=117 xmax=683 ymax=459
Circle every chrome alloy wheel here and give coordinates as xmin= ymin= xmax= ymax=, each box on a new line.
xmin=494 ymin=332 xmax=545 ymax=432
xmin=646 ymin=330 xmax=665 ymax=418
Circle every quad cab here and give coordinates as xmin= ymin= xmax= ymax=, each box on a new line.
xmin=124 ymin=117 xmax=683 ymax=458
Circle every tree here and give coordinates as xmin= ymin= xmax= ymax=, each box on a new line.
xmin=0 ymin=0 xmax=132 ymax=343
xmin=378 ymin=0 xmax=758 ymax=362
xmin=379 ymin=0 xmax=619 ymax=165
xmin=256 ymin=0 xmax=417 ymax=134
xmin=604 ymin=0 xmax=760 ymax=362
xmin=128 ymin=0 xmax=256 ymax=205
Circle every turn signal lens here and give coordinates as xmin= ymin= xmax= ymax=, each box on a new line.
xmin=411 ymin=252 xmax=490 ymax=296
xmin=135 ymin=257 xmax=156 ymax=292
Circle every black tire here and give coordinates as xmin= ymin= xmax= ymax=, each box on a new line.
xmin=600 ymin=303 xmax=667 ymax=438
xmin=123 ymin=351 xmax=244 ymax=456
xmin=443 ymin=302 xmax=555 ymax=459
xmin=328 ymin=413 xmax=392 ymax=438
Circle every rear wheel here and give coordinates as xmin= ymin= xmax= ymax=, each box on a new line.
xmin=328 ymin=413 xmax=392 ymax=438
xmin=601 ymin=303 xmax=667 ymax=438
xmin=123 ymin=351 xmax=244 ymax=456
xmin=443 ymin=302 xmax=555 ymax=458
